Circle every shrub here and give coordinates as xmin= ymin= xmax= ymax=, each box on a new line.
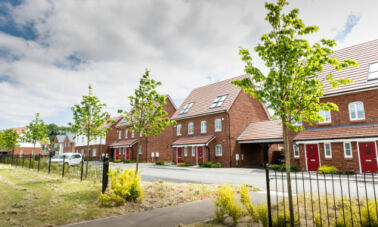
xmin=213 ymin=184 xmax=243 ymax=225
xmin=240 ymin=185 xmax=256 ymax=219
xmin=177 ymin=162 xmax=191 ymax=167
xmin=270 ymin=164 xmax=299 ymax=172
xmin=155 ymin=161 xmax=165 ymax=165
xmin=256 ymin=203 xmax=269 ymax=227
xmin=114 ymin=159 xmax=121 ymax=163
xmin=318 ymin=165 xmax=338 ymax=174
xmin=98 ymin=168 xmax=143 ymax=207
xmin=199 ymin=161 xmax=221 ymax=168
xmin=122 ymin=160 xmax=133 ymax=163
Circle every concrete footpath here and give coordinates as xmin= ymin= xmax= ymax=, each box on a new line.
xmin=66 ymin=191 xmax=272 ymax=227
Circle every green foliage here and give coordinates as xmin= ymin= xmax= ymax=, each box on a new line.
xmin=23 ymin=113 xmax=49 ymax=152
xmin=177 ymin=162 xmax=192 ymax=167
xmin=0 ymin=128 xmax=19 ymax=151
xmin=155 ymin=161 xmax=165 ymax=165
xmin=98 ymin=168 xmax=143 ymax=207
xmin=256 ymin=203 xmax=269 ymax=227
xmin=46 ymin=123 xmax=72 ymax=144
xmin=199 ymin=161 xmax=221 ymax=168
xmin=318 ymin=165 xmax=339 ymax=174
xmin=240 ymin=185 xmax=256 ymax=219
xmin=213 ymin=184 xmax=243 ymax=225
xmin=270 ymin=164 xmax=299 ymax=172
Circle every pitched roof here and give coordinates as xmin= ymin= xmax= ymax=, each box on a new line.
xmin=293 ymin=123 xmax=378 ymax=141
xmin=55 ymin=135 xmax=66 ymax=143
xmin=171 ymin=75 xmax=248 ymax=120
xmin=109 ymin=139 xmax=138 ymax=148
xmin=102 ymin=115 xmax=123 ymax=129
xmin=171 ymin=134 xmax=216 ymax=147
xmin=66 ymin=132 xmax=75 ymax=142
xmin=237 ymin=120 xmax=283 ymax=143
xmin=320 ymin=39 xmax=378 ymax=96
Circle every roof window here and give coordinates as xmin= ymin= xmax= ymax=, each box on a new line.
xmin=210 ymin=95 xmax=228 ymax=108
xmin=179 ymin=102 xmax=194 ymax=114
xmin=368 ymin=62 xmax=378 ymax=80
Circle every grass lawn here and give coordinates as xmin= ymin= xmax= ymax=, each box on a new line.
xmin=0 ymin=164 xmax=222 ymax=227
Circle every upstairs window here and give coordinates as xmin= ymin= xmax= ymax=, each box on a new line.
xmin=349 ymin=102 xmax=365 ymax=121
xmin=125 ymin=130 xmax=128 ymax=138
xmin=188 ymin=122 xmax=194 ymax=134
xmin=215 ymin=119 xmax=222 ymax=132
xmin=201 ymin=121 xmax=207 ymax=133
xmin=368 ymin=62 xmax=378 ymax=80
xmin=210 ymin=95 xmax=228 ymax=108
xmin=131 ymin=130 xmax=135 ymax=138
xmin=177 ymin=124 xmax=182 ymax=136
xmin=118 ymin=130 xmax=122 ymax=139
xmin=292 ymin=119 xmax=302 ymax=126
xmin=319 ymin=110 xmax=331 ymax=124
xmin=180 ymin=102 xmax=194 ymax=114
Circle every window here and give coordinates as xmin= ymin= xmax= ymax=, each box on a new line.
xmin=293 ymin=144 xmax=299 ymax=158
xmin=125 ymin=130 xmax=128 ymax=138
xmin=118 ymin=130 xmax=122 ymax=139
xmin=184 ymin=147 xmax=188 ymax=157
xmin=215 ymin=144 xmax=222 ymax=156
xmin=92 ymin=148 xmax=97 ymax=157
xmin=188 ymin=122 xmax=194 ymax=134
xmin=177 ymin=124 xmax=182 ymax=135
xmin=344 ymin=142 xmax=352 ymax=158
xmin=349 ymin=102 xmax=365 ymax=121
xmin=191 ymin=146 xmax=195 ymax=156
xmin=210 ymin=95 xmax=228 ymax=108
xmin=292 ymin=119 xmax=302 ymax=126
xmin=215 ymin=119 xmax=222 ymax=132
xmin=324 ymin=143 xmax=332 ymax=158
xmin=201 ymin=121 xmax=207 ymax=133
xmin=319 ymin=110 xmax=331 ymax=124
xmin=138 ymin=145 xmax=142 ymax=155
xmin=179 ymin=102 xmax=194 ymax=114
xmin=132 ymin=130 xmax=135 ymax=138
xmin=368 ymin=62 xmax=378 ymax=80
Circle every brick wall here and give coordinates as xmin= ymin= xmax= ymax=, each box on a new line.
xmin=13 ymin=147 xmax=41 ymax=155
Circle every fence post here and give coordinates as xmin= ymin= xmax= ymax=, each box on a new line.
xmin=29 ymin=155 xmax=32 ymax=168
xmin=11 ymin=154 xmax=14 ymax=166
xmin=102 ymin=154 xmax=109 ymax=193
xmin=32 ymin=154 xmax=35 ymax=169
xmin=263 ymin=143 xmax=272 ymax=227
xmin=22 ymin=155 xmax=25 ymax=168
xmin=48 ymin=152 xmax=52 ymax=174
xmin=62 ymin=155 xmax=65 ymax=178
xmin=80 ymin=157 xmax=84 ymax=181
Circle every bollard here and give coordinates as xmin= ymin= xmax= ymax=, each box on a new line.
xmin=80 ymin=158 xmax=84 ymax=181
xmin=62 ymin=155 xmax=65 ymax=178
xmin=102 ymin=154 xmax=109 ymax=193
xmin=48 ymin=153 xmax=52 ymax=174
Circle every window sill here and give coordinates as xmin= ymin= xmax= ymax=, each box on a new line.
xmin=349 ymin=119 xmax=366 ymax=123
xmin=215 ymin=155 xmax=222 ymax=157
xmin=318 ymin=122 xmax=332 ymax=126
xmin=215 ymin=130 xmax=222 ymax=133
xmin=344 ymin=157 xmax=353 ymax=160
xmin=294 ymin=157 xmax=300 ymax=159
xmin=325 ymin=157 xmax=332 ymax=160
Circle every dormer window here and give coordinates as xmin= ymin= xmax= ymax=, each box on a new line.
xmin=368 ymin=62 xmax=378 ymax=80
xmin=179 ymin=102 xmax=194 ymax=114
xmin=210 ymin=95 xmax=228 ymax=108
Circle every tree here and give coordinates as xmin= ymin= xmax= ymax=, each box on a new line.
xmin=23 ymin=113 xmax=49 ymax=156
xmin=118 ymin=69 xmax=175 ymax=175
xmin=70 ymin=85 xmax=111 ymax=178
xmin=0 ymin=128 xmax=20 ymax=153
xmin=232 ymin=0 xmax=357 ymax=225
xmin=46 ymin=123 xmax=72 ymax=144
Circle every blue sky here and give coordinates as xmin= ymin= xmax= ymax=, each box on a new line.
xmin=0 ymin=0 xmax=378 ymax=129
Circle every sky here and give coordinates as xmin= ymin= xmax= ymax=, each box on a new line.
xmin=0 ymin=0 xmax=378 ymax=129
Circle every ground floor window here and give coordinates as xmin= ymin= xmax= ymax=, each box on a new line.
xmin=184 ymin=147 xmax=188 ymax=157
xmin=215 ymin=144 xmax=222 ymax=156
xmin=344 ymin=142 xmax=352 ymax=158
xmin=324 ymin=143 xmax=332 ymax=158
xmin=92 ymin=148 xmax=97 ymax=157
xmin=138 ymin=146 xmax=142 ymax=154
xmin=191 ymin=146 xmax=195 ymax=156
xmin=293 ymin=144 xmax=299 ymax=158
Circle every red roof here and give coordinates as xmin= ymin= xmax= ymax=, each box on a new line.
xmin=320 ymin=39 xmax=378 ymax=96
xmin=294 ymin=123 xmax=378 ymax=141
xmin=109 ymin=139 xmax=138 ymax=148
xmin=237 ymin=120 xmax=283 ymax=143
xmin=171 ymin=75 xmax=249 ymax=120
xmin=172 ymin=135 xmax=216 ymax=147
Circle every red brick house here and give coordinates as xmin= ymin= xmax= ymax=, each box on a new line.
xmin=108 ymin=95 xmax=177 ymax=162
xmin=12 ymin=126 xmax=42 ymax=156
xmin=289 ymin=39 xmax=378 ymax=173
xmin=171 ymin=75 xmax=270 ymax=167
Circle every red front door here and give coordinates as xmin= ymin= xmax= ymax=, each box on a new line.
xmin=177 ymin=148 xmax=183 ymax=163
xmin=306 ymin=144 xmax=320 ymax=171
xmin=126 ymin=148 xmax=130 ymax=160
xmin=198 ymin=147 xmax=203 ymax=163
xmin=115 ymin=148 xmax=119 ymax=160
xmin=359 ymin=142 xmax=378 ymax=173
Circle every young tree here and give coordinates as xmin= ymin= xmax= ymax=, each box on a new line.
xmin=232 ymin=0 xmax=357 ymax=225
xmin=0 ymin=128 xmax=20 ymax=153
xmin=70 ymin=85 xmax=111 ymax=178
xmin=23 ymin=113 xmax=49 ymax=156
xmin=119 ymin=69 xmax=175 ymax=175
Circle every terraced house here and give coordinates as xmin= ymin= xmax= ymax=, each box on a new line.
xmin=290 ymin=39 xmax=378 ymax=173
xmin=109 ymin=95 xmax=176 ymax=162
xmin=171 ymin=75 xmax=270 ymax=167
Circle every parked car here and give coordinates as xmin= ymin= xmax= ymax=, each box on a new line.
xmin=50 ymin=153 xmax=82 ymax=166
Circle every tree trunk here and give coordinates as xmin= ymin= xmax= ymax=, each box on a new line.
xmin=85 ymin=136 xmax=89 ymax=179
xmin=282 ymin=121 xmax=295 ymax=226
xmin=135 ymin=140 xmax=140 ymax=176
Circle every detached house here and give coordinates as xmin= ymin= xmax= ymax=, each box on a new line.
xmin=290 ymin=39 xmax=378 ymax=173
xmin=171 ymin=75 xmax=269 ymax=167
xmin=54 ymin=133 xmax=75 ymax=155
xmin=108 ymin=95 xmax=177 ymax=162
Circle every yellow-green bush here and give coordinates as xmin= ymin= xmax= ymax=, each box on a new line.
xmin=213 ymin=184 xmax=243 ymax=224
xmin=240 ymin=185 xmax=256 ymax=219
xmin=318 ymin=165 xmax=339 ymax=174
xmin=256 ymin=203 xmax=269 ymax=227
xmin=98 ymin=168 xmax=143 ymax=207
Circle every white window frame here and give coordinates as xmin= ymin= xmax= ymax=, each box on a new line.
xmin=177 ymin=124 xmax=182 ymax=136
xmin=368 ymin=62 xmax=378 ymax=80
xmin=343 ymin=142 xmax=353 ymax=158
xmin=179 ymin=102 xmax=194 ymax=114
xmin=92 ymin=148 xmax=97 ymax=157
xmin=188 ymin=122 xmax=194 ymax=135
xmin=348 ymin=102 xmax=365 ymax=121
xmin=215 ymin=119 xmax=222 ymax=132
xmin=118 ymin=130 xmax=122 ymax=139
xmin=184 ymin=147 xmax=188 ymax=157
xmin=324 ymin=143 xmax=332 ymax=158
xmin=201 ymin=121 xmax=207 ymax=133
xmin=319 ymin=110 xmax=332 ymax=124
xmin=293 ymin=144 xmax=299 ymax=158
xmin=138 ymin=145 xmax=142 ymax=155
xmin=215 ymin=144 xmax=223 ymax=156
xmin=293 ymin=119 xmax=302 ymax=126
xmin=210 ymin=95 xmax=228 ymax=108
xmin=125 ymin=130 xmax=128 ymax=138
xmin=191 ymin=146 xmax=195 ymax=156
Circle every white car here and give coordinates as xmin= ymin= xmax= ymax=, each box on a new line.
xmin=50 ymin=153 xmax=82 ymax=166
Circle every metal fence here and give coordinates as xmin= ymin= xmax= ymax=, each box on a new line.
xmin=267 ymin=169 xmax=378 ymax=226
